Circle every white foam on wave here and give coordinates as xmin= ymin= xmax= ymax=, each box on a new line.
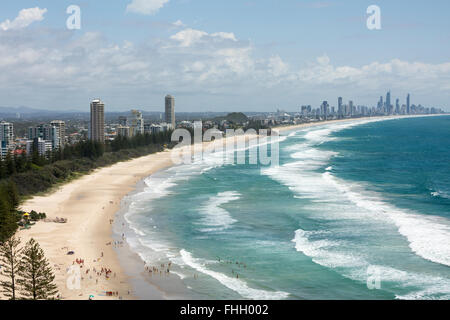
xmin=274 ymin=119 xmax=450 ymax=268
xmin=292 ymin=228 xmax=450 ymax=299
xmin=292 ymin=229 xmax=367 ymax=269
xmin=322 ymin=172 xmax=450 ymax=267
xmin=198 ymin=191 xmax=240 ymax=232
xmin=431 ymin=190 xmax=450 ymax=200
xmin=122 ymin=130 xmax=289 ymax=285
xmin=266 ymin=118 xmax=450 ymax=299
xmin=262 ymin=146 xmax=338 ymax=200
xmin=180 ymin=249 xmax=290 ymax=300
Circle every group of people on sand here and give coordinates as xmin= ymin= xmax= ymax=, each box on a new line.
xmin=105 ymin=240 xmax=125 ymax=248
xmin=113 ymin=240 xmax=124 ymax=248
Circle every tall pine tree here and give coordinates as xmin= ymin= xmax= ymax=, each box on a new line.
xmin=17 ymin=238 xmax=58 ymax=300
xmin=0 ymin=159 xmax=6 ymax=180
xmin=0 ymin=199 xmax=16 ymax=243
xmin=4 ymin=180 xmax=19 ymax=211
xmin=4 ymin=153 xmax=16 ymax=176
xmin=0 ymin=235 xmax=22 ymax=300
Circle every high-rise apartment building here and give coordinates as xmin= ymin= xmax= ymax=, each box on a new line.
xmin=165 ymin=95 xmax=175 ymax=129
xmin=90 ymin=99 xmax=105 ymax=142
xmin=0 ymin=121 xmax=13 ymax=160
xmin=28 ymin=124 xmax=60 ymax=150
xmin=407 ymin=94 xmax=411 ymax=114
xmin=128 ymin=110 xmax=144 ymax=136
xmin=50 ymin=120 xmax=66 ymax=149
xmin=386 ymin=91 xmax=391 ymax=114
xmin=349 ymin=100 xmax=354 ymax=116
xmin=0 ymin=121 xmax=13 ymax=147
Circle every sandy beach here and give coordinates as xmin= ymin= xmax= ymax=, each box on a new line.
xmin=15 ymin=150 xmax=176 ymax=300
xmin=1 ymin=115 xmax=425 ymax=300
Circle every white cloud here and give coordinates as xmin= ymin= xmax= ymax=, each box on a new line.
xmin=126 ymin=0 xmax=169 ymax=15
xmin=316 ymin=54 xmax=330 ymax=66
xmin=172 ymin=20 xmax=185 ymax=28
xmin=211 ymin=32 xmax=238 ymax=42
xmin=0 ymin=7 xmax=47 ymax=31
xmin=170 ymin=28 xmax=238 ymax=47
xmin=170 ymin=28 xmax=208 ymax=47
xmin=0 ymin=26 xmax=449 ymax=110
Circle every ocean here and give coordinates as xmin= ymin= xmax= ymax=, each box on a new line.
xmin=118 ymin=115 xmax=450 ymax=300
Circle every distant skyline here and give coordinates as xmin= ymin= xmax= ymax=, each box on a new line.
xmin=0 ymin=0 xmax=449 ymax=112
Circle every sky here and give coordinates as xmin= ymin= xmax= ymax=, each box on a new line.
xmin=0 ymin=0 xmax=449 ymax=112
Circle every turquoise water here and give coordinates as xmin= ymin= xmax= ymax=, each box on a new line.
xmin=122 ymin=116 xmax=450 ymax=300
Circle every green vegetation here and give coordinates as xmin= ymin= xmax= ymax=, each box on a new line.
xmin=0 ymin=181 xmax=20 ymax=243
xmin=244 ymin=120 xmax=270 ymax=134
xmin=214 ymin=112 xmax=249 ymax=124
xmin=0 ymin=235 xmax=22 ymax=300
xmin=1 ymin=236 xmax=58 ymax=300
xmin=17 ymin=238 xmax=58 ymax=300
xmin=0 ymin=126 xmax=173 ymax=300
xmin=0 ymin=130 xmax=173 ymax=197
xmin=0 ymin=130 xmax=173 ymax=242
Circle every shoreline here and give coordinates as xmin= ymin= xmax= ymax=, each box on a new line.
xmin=6 ymin=114 xmax=445 ymax=300
xmin=111 ymin=179 xmax=196 ymax=300
xmin=15 ymin=150 xmax=176 ymax=300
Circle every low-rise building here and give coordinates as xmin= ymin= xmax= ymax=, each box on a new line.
xmin=26 ymin=138 xmax=53 ymax=156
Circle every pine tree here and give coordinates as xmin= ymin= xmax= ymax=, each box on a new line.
xmin=4 ymin=180 xmax=20 ymax=211
xmin=0 ymin=235 xmax=22 ymax=300
xmin=0 ymin=199 xmax=16 ymax=243
xmin=17 ymin=238 xmax=58 ymax=300
xmin=4 ymin=153 xmax=16 ymax=176
xmin=0 ymin=159 xmax=6 ymax=180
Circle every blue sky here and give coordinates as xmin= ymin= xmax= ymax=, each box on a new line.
xmin=0 ymin=0 xmax=449 ymax=112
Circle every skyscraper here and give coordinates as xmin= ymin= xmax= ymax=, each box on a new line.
xmin=386 ymin=91 xmax=391 ymax=114
xmin=90 ymin=99 xmax=105 ymax=143
xmin=338 ymin=97 xmax=343 ymax=117
xmin=378 ymin=96 xmax=383 ymax=111
xmin=0 ymin=121 xmax=14 ymax=147
xmin=349 ymin=100 xmax=354 ymax=116
xmin=320 ymin=101 xmax=329 ymax=118
xmin=407 ymin=94 xmax=410 ymax=114
xmin=0 ymin=121 xmax=13 ymax=160
xmin=128 ymin=110 xmax=144 ymax=136
xmin=50 ymin=120 xmax=66 ymax=149
xmin=395 ymin=98 xmax=400 ymax=114
xmin=165 ymin=95 xmax=175 ymax=129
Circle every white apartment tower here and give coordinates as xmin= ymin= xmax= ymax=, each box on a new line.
xmin=50 ymin=120 xmax=66 ymax=149
xmin=0 ymin=121 xmax=14 ymax=146
xmin=128 ymin=110 xmax=144 ymax=136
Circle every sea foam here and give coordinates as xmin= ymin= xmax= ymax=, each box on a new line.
xmin=180 ymin=249 xmax=290 ymax=300
xmin=270 ymin=119 xmax=450 ymax=299
xmin=198 ymin=191 xmax=240 ymax=232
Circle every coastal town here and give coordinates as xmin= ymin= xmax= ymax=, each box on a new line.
xmin=0 ymin=91 xmax=445 ymax=160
